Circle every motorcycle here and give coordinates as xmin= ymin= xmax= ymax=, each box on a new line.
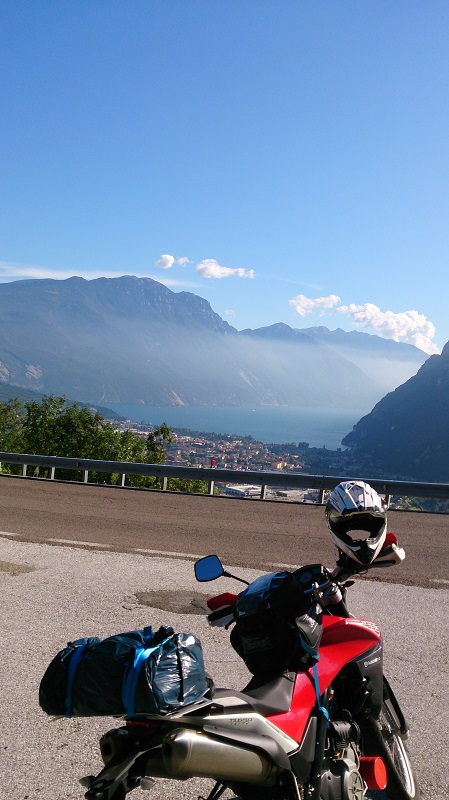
xmin=79 ymin=533 xmax=420 ymax=800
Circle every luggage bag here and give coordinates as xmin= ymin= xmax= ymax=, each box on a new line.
xmin=39 ymin=624 xmax=210 ymax=718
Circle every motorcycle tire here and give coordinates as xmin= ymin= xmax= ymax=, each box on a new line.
xmin=361 ymin=697 xmax=421 ymax=800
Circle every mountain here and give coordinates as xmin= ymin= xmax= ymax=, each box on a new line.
xmin=0 ymin=275 xmax=428 ymax=410
xmin=342 ymin=343 xmax=449 ymax=481
xmin=241 ymin=323 xmax=426 ymax=393
xmin=300 ymin=325 xmax=426 ymax=391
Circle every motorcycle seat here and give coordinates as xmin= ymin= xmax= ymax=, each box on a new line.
xmin=212 ymin=671 xmax=296 ymax=717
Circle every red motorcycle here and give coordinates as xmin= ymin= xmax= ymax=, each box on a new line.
xmin=80 ymin=531 xmax=420 ymax=800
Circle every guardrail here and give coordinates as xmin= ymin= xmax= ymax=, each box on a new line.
xmin=1 ymin=451 xmax=448 ymax=504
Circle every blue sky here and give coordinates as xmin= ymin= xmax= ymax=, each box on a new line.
xmin=1 ymin=1 xmax=448 ymax=355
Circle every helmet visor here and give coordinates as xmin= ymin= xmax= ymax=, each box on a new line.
xmin=327 ymin=510 xmax=386 ymax=538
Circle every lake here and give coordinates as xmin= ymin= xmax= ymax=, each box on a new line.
xmin=101 ymin=404 xmax=368 ymax=449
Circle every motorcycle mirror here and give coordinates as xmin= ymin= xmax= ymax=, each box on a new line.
xmin=194 ymin=555 xmax=224 ymax=582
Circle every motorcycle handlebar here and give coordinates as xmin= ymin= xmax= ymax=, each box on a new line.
xmin=334 ymin=539 xmax=405 ymax=579
xmin=202 ymin=539 xmax=405 ymax=624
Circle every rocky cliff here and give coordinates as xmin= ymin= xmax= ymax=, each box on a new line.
xmin=342 ymin=343 xmax=449 ymax=480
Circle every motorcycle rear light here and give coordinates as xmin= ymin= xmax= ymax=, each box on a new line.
xmin=359 ymin=756 xmax=387 ymax=790
xmin=125 ymin=720 xmax=162 ymax=734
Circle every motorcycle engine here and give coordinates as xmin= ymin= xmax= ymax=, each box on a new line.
xmin=319 ymin=746 xmax=366 ymax=800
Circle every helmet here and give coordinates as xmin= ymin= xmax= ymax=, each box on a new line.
xmin=325 ymin=481 xmax=387 ymax=565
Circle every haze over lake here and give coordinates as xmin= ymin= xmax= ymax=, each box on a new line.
xmin=102 ymin=405 xmax=367 ymax=449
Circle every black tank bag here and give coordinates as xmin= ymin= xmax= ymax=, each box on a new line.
xmin=230 ymin=565 xmax=324 ymax=676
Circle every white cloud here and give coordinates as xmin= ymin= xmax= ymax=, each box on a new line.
xmin=156 ymin=254 xmax=190 ymax=269
xmin=156 ymin=254 xmax=253 ymax=279
xmin=156 ymin=254 xmax=176 ymax=269
xmin=289 ymin=293 xmax=341 ymax=317
xmin=337 ymin=303 xmax=439 ymax=355
xmin=288 ymin=292 xmax=439 ymax=354
xmin=196 ymin=259 xmax=255 ymax=279
xmin=223 ymin=309 xmax=235 ymax=316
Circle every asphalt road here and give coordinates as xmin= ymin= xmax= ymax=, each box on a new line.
xmin=1 ymin=475 xmax=448 ymax=588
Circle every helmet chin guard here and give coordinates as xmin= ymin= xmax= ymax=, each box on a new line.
xmin=325 ymin=481 xmax=387 ymax=565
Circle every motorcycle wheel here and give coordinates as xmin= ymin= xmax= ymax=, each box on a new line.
xmin=361 ymin=698 xmax=420 ymax=800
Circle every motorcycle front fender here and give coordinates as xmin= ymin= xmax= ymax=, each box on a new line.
xmin=382 ymin=675 xmax=409 ymax=738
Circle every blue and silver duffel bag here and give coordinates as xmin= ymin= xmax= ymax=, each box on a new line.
xmin=39 ymin=624 xmax=211 ymax=718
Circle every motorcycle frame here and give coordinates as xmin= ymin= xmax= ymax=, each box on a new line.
xmin=83 ymin=614 xmax=388 ymax=800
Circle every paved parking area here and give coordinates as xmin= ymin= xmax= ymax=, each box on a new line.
xmin=1 ymin=534 xmax=448 ymax=800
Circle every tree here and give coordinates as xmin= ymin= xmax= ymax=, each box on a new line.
xmin=146 ymin=422 xmax=174 ymax=463
xmin=0 ymin=399 xmax=25 ymax=469
xmin=0 ymin=396 xmax=210 ymax=493
xmin=23 ymin=396 xmax=67 ymax=456
xmin=20 ymin=396 xmax=120 ymax=480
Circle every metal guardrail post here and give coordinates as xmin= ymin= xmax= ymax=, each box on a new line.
xmin=208 ymin=480 xmax=214 ymax=495
xmin=50 ymin=466 xmax=55 ymax=480
xmin=318 ymin=489 xmax=325 ymax=504
xmin=120 ymin=474 xmax=126 ymax=487
xmin=22 ymin=463 xmax=27 ymax=477
xmin=162 ymin=477 xmax=168 ymax=491
xmin=260 ymin=485 xmax=267 ymax=500
xmin=83 ymin=470 xmax=89 ymax=483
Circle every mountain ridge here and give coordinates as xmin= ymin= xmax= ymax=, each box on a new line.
xmin=342 ymin=344 xmax=449 ymax=480
xmin=0 ymin=275 xmax=428 ymax=410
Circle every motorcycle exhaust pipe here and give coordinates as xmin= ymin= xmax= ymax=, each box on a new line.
xmin=160 ymin=727 xmax=279 ymax=785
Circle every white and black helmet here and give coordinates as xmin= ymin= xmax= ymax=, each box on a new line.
xmin=325 ymin=481 xmax=387 ymax=565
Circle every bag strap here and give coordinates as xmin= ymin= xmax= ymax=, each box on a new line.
xmin=122 ymin=635 xmax=172 ymax=718
xmin=65 ymin=643 xmax=88 ymax=717
xmin=299 ymin=636 xmax=329 ymax=726
xmin=143 ymin=626 xmax=153 ymax=642
xmin=122 ymin=646 xmax=155 ymax=717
